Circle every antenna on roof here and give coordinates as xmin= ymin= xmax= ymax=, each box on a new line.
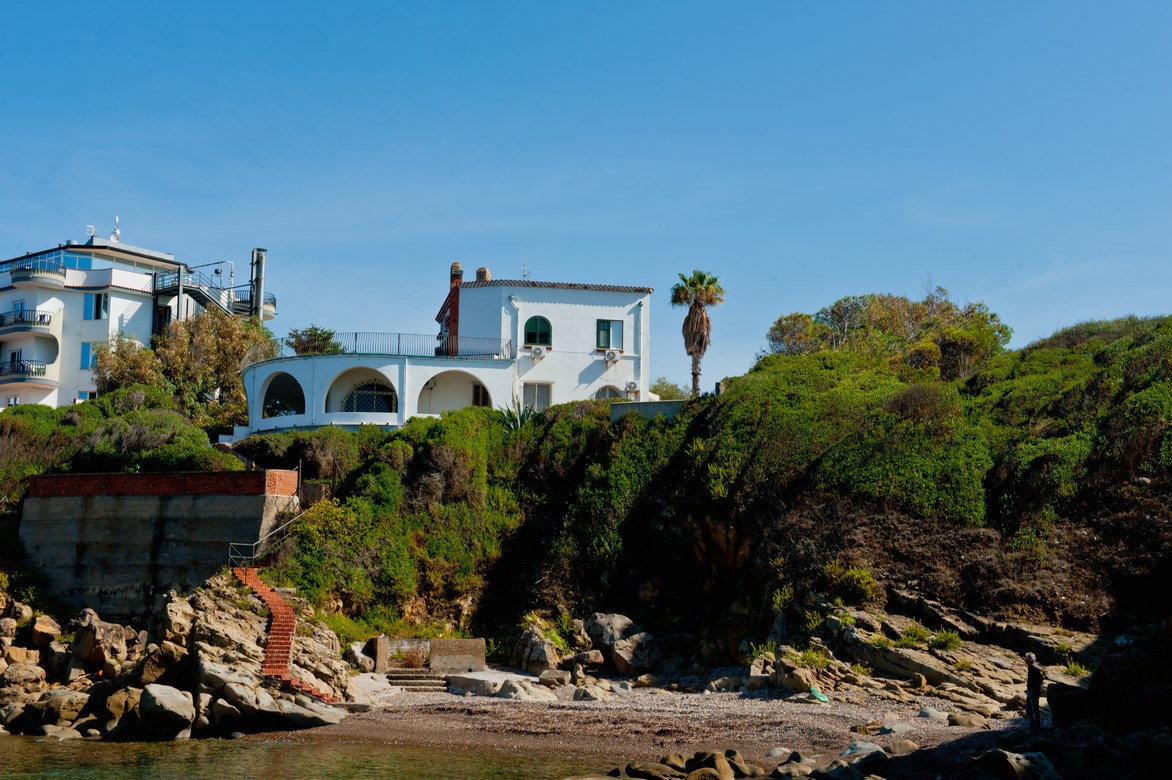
xmin=85 ymin=225 xmax=96 ymax=237
xmin=522 ymin=244 xmax=529 ymax=280
xmin=109 ymin=216 xmax=121 ymax=242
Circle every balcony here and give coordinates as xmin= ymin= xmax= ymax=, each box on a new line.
xmin=242 ymin=332 xmax=515 ymax=369
xmin=230 ymin=290 xmax=278 ymax=321
xmin=0 ymin=359 xmax=58 ymax=388
xmin=9 ymin=256 xmax=66 ymax=288
xmin=0 ymin=309 xmax=54 ymax=339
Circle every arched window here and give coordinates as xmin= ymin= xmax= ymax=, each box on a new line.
xmin=342 ymin=380 xmax=398 ymax=413
xmin=595 ymin=385 xmax=622 ymax=400
xmin=524 ymin=316 xmax=552 ymax=347
xmin=262 ymin=372 xmax=306 ymax=418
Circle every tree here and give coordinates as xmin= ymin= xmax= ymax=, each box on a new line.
xmin=670 ymin=269 xmax=725 ymax=398
xmin=764 ymin=313 xmax=830 ymax=357
xmin=93 ymin=335 xmax=172 ymax=397
xmin=285 ymin=324 xmax=345 ymax=355
xmin=649 ymin=376 xmax=688 ymax=400
xmin=152 ymin=308 xmax=271 ymax=430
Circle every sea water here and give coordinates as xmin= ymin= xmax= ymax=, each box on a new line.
xmin=1 ymin=736 xmax=607 ymax=779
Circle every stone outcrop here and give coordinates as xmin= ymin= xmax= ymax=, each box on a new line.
xmin=0 ymin=573 xmax=348 ymax=741
xmin=585 ymin=613 xmax=661 ymax=675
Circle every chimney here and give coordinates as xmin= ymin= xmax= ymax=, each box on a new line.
xmin=476 ymin=266 xmax=491 ymax=282
xmin=450 ymin=262 xmax=464 ymax=288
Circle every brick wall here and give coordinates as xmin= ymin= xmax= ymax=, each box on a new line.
xmin=28 ymin=470 xmax=298 ymax=499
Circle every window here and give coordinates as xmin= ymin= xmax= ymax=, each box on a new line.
xmin=522 ymin=382 xmax=551 ymax=412
xmin=9 ymin=349 xmax=22 ymax=368
xmin=5 ymin=396 xmax=18 ymax=408
xmin=77 ymin=391 xmax=97 ymax=402
xmin=524 ymin=316 xmax=552 ymax=347
xmin=341 ymin=380 xmax=398 ymax=413
xmin=84 ymin=293 xmax=109 ymax=321
xmin=12 ymin=300 xmax=24 ymax=314
xmin=80 ymin=342 xmax=102 ymax=370
xmin=472 ymin=383 xmax=491 ymax=407
xmin=596 ymin=319 xmax=623 ymax=350
xmin=595 ymin=386 xmax=622 ymax=399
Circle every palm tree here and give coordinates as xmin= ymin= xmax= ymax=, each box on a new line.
xmin=670 ymin=269 xmax=725 ymax=398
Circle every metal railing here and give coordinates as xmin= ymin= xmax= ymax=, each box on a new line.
xmin=10 ymin=256 xmax=65 ymax=276
xmin=242 ymin=332 xmax=516 ymax=369
xmin=228 ymin=509 xmax=305 ymax=569
xmin=0 ymin=310 xmax=53 ymax=328
xmin=230 ymin=290 xmax=278 ymax=315
xmin=0 ymin=360 xmax=48 ymax=379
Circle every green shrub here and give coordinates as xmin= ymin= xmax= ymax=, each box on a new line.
xmin=929 ymin=629 xmax=963 ymax=651
xmin=787 ymin=647 xmax=831 ymax=670
xmin=954 ymin=658 xmax=973 ymax=672
xmin=748 ymin=641 xmax=779 ymax=663
xmin=870 ymin=635 xmax=894 ymax=649
xmin=1064 ymin=660 xmax=1089 ymax=677
xmin=895 ymin=621 xmax=930 ymax=648
xmin=821 ymin=559 xmax=882 ymax=605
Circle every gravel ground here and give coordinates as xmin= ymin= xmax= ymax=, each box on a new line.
xmin=248 ymin=685 xmax=1019 ymax=772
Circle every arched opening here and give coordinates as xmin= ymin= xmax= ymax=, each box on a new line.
xmin=595 ymin=385 xmax=622 ymax=400
xmin=342 ymin=380 xmax=398 ymax=413
xmin=417 ymin=370 xmax=491 ymax=416
xmin=524 ymin=316 xmax=552 ymax=347
xmin=325 ymin=368 xmax=398 ymax=414
xmin=262 ymin=372 xmax=306 ymax=418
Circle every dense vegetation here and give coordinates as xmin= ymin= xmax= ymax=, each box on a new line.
xmin=5 ymin=307 xmax=1172 ymax=659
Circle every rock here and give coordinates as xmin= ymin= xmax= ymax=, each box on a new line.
xmin=624 ymin=761 xmax=687 ymax=779
xmin=584 ymin=613 xmax=641 ymax=650
xmin=919 ymin=706 xmax=949 ymax=722
xmin=8 ymin=602 xmax=33 ymax=623
xmin=2 ymin=662 xmax=46 ymax=694
xmin=273 ymin=695 xmax=345 ymax=728
xmin=539 ymin=669 xmax=571 ymax=687
xmin=153 ymin=594 xmax=194 ymax=641
xmin=139 ymin=641 xmax=190 ymax=686
xmin=29 ymin=688 xmax=90 ymax=724
xmin=839 ymin=741 xmax=887 ymax=774
xmin=71 ymin=618 xmax=128 ymax=669
xmin=971 ymin=749 xmax=1063 ymax=780
xmin=0 ymin=618 xmax=16 ymax=639
xmin=561 ymin=649 xmax=606 ymax=669
xmin=496 ymin=679 xmax=557 ymax=702
xmin=512 ymin=627 xmax=561 ymax=675
xmin=886 ymin=739 xmax=919 ymax=756
xmin=613 ymin=632 xmax=661 ymax=676
xmin=138 ymin=684 xmax=195 ymax=739
xmin=574 ymin=683 xmax=614 ymax=702
xmin=33 ymin=723 xmax=83 ymax=740
xmin=30 ymin=615 xmax=61 ymax=647
xmin=344 ymin=642 xmax=375 ymax=673
xmin=103 ymin=687 xmax=142 ymax=729
xmin=3 ymin=645 xmax=38 ymax=666
xmin=948 ymin=712 xmax=988 ymax=729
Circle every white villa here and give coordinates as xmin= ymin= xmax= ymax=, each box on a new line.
xmin=238 ymin=263 xmax=653 ymax=435
xmin=0 ymin=225 xmax=274 ymax=409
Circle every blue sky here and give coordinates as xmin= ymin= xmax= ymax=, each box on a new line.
xmin=2 ymin=2 xmax=1169 ymax=388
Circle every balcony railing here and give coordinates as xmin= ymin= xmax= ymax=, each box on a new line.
xmin=0 ymin=359 xmax=49 ymax=379
xmin=230 ymin=290 xmax=278 ymax=315
xmin=0 ymin=309 xmax=53 ymax=328
xmin=242 ymin=332 xmax=516 ymax=369
xmin=9 ymin=256 xmax=66 ymax=283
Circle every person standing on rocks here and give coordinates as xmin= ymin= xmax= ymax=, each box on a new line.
xmin=1024 ymin=651 xmax=1044 ymax=731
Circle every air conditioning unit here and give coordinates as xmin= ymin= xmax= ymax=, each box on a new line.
xmin=625 ymin=381 xmax=639 ymax=391
xmin=604 ymin=349 xmax=619 ymax=362
xmin=531 ymin=346 xmax=546 ymax=359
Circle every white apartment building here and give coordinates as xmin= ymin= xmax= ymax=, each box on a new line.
xmin=238 ymin=263 xmax=653 ymax=435
xmin=0 ymin=228 xmax=275 ymax=409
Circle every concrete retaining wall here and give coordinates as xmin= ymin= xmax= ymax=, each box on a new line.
xmin=19 ymin=471 xmax=298 ymax=622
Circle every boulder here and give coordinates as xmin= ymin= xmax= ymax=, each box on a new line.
xmin=584 ymin=613 xmax=641 ymax=651
xmin=273 ymin=695 xmax=345 ymax=728
xmin=138 ymin=683 xmax=195 ymax=739
xmin=574 ymin=683 xmax=614 ymax=702
xmin=33 ymin=723 xmax=83 ymax=740
xmin=612 ymin=632 xmax=661 ymax=676
xmin=971 ymin=749 xmax=1062 ymax=780
xmin=539 ymin=669 xmax=571 ymax=687
xmin=7 ymin=602 xmax=33 ymax=623
xmin=561 ymin=649 xmax=606 ymax=669
xmin=153 ymin=598 xmax=194 ymax=647
xmin=2 ymin=662 xmax=46 ymax=694
xmin=71 ymin=618 xmax=128 ymax=669
xmin=512 ymin=627 xmax=561 ymax=675
xmin=30 ymin=615 xmax=61 ymax=647
xmin=138 ymin=640 xmax=190 ymax=686
xmin=0 ymin=617 xmax=16 ymax=639
xmin=345 ymin=641 xmax=375 ymax=673
xmin=27 ymin=688 xmax=90 ymax=725
xmin=948 ymin=712 xmax=988 ymax=729
xmin=3 ymin=645 xmax=38 ymax=666
xmin=102 ymin=686 xmax=142 ymax=731
xmin=496 ymin=679 xmax=557 ymax=702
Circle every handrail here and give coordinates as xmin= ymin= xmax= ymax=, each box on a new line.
xmin=0 ymin=359 xmax=48 ymax=378
xmin=228 ymin=509 xmax=306 ymax=569
xmin=0 ymin=310 xmax=53 ymax=328
xmin=10 ymin=256 xmax=65 ymax=275
xmin=242 ymin=332 xmax=517 ymax=369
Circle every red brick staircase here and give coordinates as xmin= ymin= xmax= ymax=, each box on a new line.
xmin=232 ymin=567 xmax=342 ymax=704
